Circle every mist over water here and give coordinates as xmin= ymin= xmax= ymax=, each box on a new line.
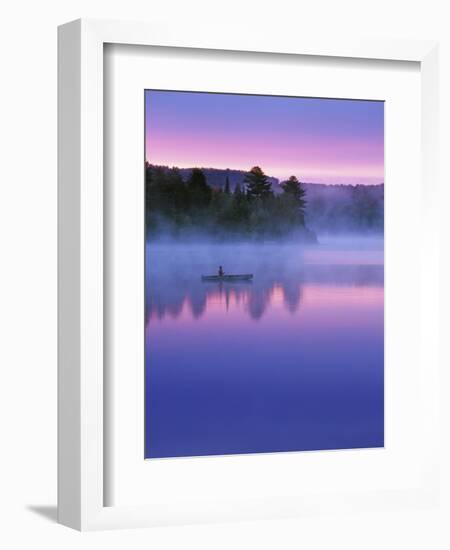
xmin=145 ymin=235 xmax=384 ymax=458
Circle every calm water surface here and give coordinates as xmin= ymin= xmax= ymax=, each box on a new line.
xmin=145 ymin=237 xmax=384 ymax=458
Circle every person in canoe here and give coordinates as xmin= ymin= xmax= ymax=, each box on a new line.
xmin=218 ymin=265 xmax=224 ymax=276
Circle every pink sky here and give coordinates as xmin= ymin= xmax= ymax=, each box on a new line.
xmin=145 ymin=91 xmax=384 ymax=185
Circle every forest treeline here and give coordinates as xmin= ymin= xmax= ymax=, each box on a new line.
xmin=145 ymin=164 xmax=316 ymax=240
xmin=145 ymin=163 xmax=384 ymax=239
xmin=303 ymin=182 xmax=384 ymax=233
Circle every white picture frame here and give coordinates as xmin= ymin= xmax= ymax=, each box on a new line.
xmin=58 ymin=18 xmax=440 ymax=531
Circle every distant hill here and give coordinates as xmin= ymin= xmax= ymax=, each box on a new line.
xmin=153 ymin=165 xmax=279 ymax=192
xmin=303 ymin=182 xmax=384 ymax=233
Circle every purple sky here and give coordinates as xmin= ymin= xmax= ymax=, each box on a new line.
xmin=145 ymin=90 xmax=384 ymax=185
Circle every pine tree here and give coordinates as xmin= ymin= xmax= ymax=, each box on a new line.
xmin=244 ymin=166 xmax=273 ymax=199
xmin=281 ymin=175 xmax=307 ymax=225
xmin=187 ymin=168 xmax=212 ymax=209
xmin=224 ymin=174 xmax=231 ymax=194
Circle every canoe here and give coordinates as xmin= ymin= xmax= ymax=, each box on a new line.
xmin=201 ymin=274 xmax=253 ymax=281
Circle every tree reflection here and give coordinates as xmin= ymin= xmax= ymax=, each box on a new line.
xmin=145 ymin=263 xmax=383 ymax=323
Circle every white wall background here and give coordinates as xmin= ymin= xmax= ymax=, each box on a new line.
xmin=0 ymin=0 xmax=448 ymax=547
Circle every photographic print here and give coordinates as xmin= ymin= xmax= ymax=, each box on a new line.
xmin=144 ymin=90 xmax=384 ymax=459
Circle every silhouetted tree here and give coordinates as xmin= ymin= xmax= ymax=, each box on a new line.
xmin=188 ymin=168 xmax=212 ymax=210
xmin=224 ymin=173 xmax=231 ymax=194
xmin=281 ymin=175 xmax=307 ymax=225
xmin=146 ymin=165 xmax=187 ymax=223
xmin=244 ymin=166 xmax=273 ymax=199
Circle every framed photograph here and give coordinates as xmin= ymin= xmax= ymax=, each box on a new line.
xmin=143 ymin=90 xmax=385 ymax=460
xmin=58 ymin=19 xmax=440 ymax=530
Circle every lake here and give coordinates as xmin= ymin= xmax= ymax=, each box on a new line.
xmin=145 ymin=237 xmax=384 ymax=458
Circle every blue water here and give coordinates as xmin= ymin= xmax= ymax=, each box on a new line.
xmin=145 ymin=238 xmax=384 ymax=458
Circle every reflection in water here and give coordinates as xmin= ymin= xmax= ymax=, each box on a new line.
xmin=145 ymin=239 xmax=384 ymax=459
xmin=147 ymin=262 xmax=383 ymax=322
